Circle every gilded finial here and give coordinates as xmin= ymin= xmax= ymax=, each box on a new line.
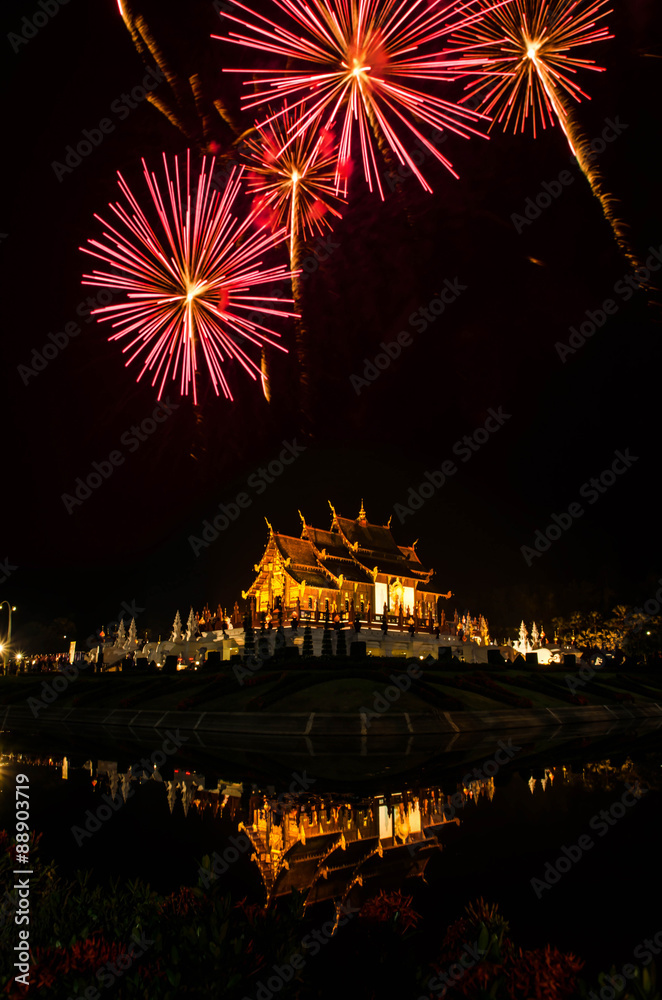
xmin=358 ymin=499 xmax=367 ymax=522
xmin=265 ymin=517 xmax=273 ymax=534
xmin=387 ymin=515 xmax=392 ymax=528
xmin=328 ymin=501 xmax=337 ymax=521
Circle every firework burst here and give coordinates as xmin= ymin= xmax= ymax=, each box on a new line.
xmin=454 ymin=0 xmax=641 ymax=270
xmin=80 ymin=152 xmax=297 ymax=405
xmin=213 ymin=0 xmax=511 ymax=197
xmin=242 ymin=105 xmax=344 ymax=419
xmin=243 ymin=105 xmax=344 ymax=260
xmin=454 ymin=0 xmax=612 ymax=135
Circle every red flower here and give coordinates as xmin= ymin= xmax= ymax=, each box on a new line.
xmin=8 ymin=935 xmax=157 ymax=996
xmin=431 ymin=900 xmax=583 ymax=1000
xmin=159 ymin=885 xmax=201 ymax=918
xmin=359 ymin=890 xmax=421 ymax=933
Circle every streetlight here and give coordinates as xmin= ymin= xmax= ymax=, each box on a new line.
xmin=0 ymin=602 xmax=16 ymax=670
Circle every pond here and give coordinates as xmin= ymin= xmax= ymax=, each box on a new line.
xmin=1 ymin=717 xmax=661 ymax=996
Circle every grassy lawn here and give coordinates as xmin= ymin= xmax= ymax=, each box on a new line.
xmin=628 ymin=675 xmax=662 ymax=697
xmin=3 ymin=667 xmax=661 ymax=715
xmin=496 ymin=681 xmax=571 ymax=710
xmin=425 ymin=679 xmax=500 ymax=712
xmin=591 ymin=674 xmax=653 ymax=701
xmin=427 ymin=672 xmax=569 ymax=711
xmin=265 ymin=677 xmax=432 ymax=713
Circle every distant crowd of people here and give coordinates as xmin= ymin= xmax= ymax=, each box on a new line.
xmin=1 ymin=654 xmax=72 ymax=675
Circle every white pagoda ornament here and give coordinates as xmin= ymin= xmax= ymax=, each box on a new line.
xmin=115 ymin=619 xmax=126 ymax=648
xmin=126 ymin=617 xmax=137 ymax=649
xmin=171 ymin=610 xmax=183 ymax=642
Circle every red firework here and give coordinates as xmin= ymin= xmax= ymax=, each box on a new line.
xmin=80 ymin=153 xmax=297 ymax=404
xmin=213 ymin=0 xmax=512 ymax=197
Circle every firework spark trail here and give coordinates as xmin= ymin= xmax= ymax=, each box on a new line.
xmin=117 ymin=0 xmax=239 ymax=144
xmin=532 ymin=59 xmax=640 ymax=272
xmin=242 ymin=106 xmax=344 ymax=425
xmin=213 ymin=0 xmax=513 ymax=197
xmin=454 ymin=0 xmax=642 ymax=272
xmin=80 ymin=152 xmax=297 ymax=404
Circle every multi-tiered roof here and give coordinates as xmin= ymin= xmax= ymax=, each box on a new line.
xmin=246 ymin=502 xmax=450 ymax=600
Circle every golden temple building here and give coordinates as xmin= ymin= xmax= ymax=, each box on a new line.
xmin=244 ymin=502 xmax=452 ymax=620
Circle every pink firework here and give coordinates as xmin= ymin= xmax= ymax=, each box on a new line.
xmin=80 ymin=152 xmax=297 ymax=404
xmin=243 ymin=105 xmax=344 ymax=260
xmin=213 ymin=0 xmax=512 ymax=197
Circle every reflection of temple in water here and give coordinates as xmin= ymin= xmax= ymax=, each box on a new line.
xmin=181 ymin=782 xmax=505 ymax=908
xmin=45 ymin=753 xmax=654 ymax=908
xmin=237 ymin=791 xmax=457 ymax=907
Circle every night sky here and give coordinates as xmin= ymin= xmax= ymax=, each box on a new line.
xmin=3 ymin=0 xmax=661 ymax=650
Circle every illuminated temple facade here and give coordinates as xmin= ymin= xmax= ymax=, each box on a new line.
xmin=244 ymin=502 xmax=452 ymax=620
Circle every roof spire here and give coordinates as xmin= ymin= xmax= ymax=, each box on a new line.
xmin=357 ymin=499 xmax=367 ymax=524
